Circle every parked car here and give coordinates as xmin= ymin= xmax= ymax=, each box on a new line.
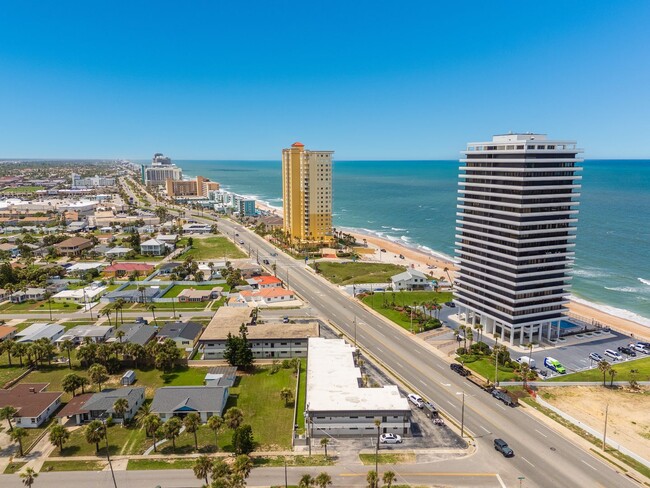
xmin=379 ymin=433 xmax=402 ymax=444
xmin=543 ymin=357 xmax=566 ymax=374
xmin=407 ymin=393 xmax=424 ymax=408
xmin=604 ymin=349 xmax=623 ymax=361
xmin=617 ymin=346 xmax=636 ymax=357
xmin=589 ymin=352 xmax=604 ymax=362
xmin=423 ymin=401 xmax=439 ymax=418
xmin=380 ymin=248 xmax=387 ymax=252
xmin=282 ymin=316 xmax=289 ymax=323
xmin=445 ymin=301 xmax=455 ymax=307
xmin=450 ymin=363 xmax=470 ymax=377
xmin=515 ymin=356 xmax=536 ymax=369
xmin=631 ymin=343 xmax=650 ymax=354
xmin=637 ymin=341 xmax=650 ymax=349
xmin=263 ymin=259 xmax=270 ymax=265
xmin=494 ymin=438 xmax=514 ymax=457
xmin=492 ymin=388 xmax=518 ymax=407
xmin=238 ymin=240 xmax=245 ymax=244
xmin=270 ymin=252 xmax=278 ymax=256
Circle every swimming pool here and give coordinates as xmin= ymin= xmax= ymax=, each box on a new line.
xmin=559 ymin=320 xmax=579 ymax=330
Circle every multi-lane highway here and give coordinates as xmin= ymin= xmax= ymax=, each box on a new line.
xmin=215 ymin=217 xmax=638 ymax=488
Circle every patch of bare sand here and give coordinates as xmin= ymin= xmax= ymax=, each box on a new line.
xmin=541 ymin=386 xmax=650 ymax=459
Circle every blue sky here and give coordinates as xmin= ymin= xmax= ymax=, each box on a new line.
xmin=1 ymin=1 xmax=649 ymax=160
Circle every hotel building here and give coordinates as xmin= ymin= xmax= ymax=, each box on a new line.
xmin=454 ymin=133 xmax=583 ymax=345
xmin=166 ymin=175 xmax=219 ymax=198
xmin=282 ymin=142 xmax=333 ymax=243
xmin=142 ymin=153 xmax=182 ymax=187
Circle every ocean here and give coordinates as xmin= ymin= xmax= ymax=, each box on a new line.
xmin=176 ymin=159 xmax=650 ymax=325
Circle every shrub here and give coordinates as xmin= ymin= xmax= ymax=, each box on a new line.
xmin=281 ymin=359 xmax=292 ymax=369
xmin=470 ymin=341 xmax=491 ymax=356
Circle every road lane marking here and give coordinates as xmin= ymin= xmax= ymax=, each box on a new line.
xmin=535 ymin=429 xmax=548 ymax=438
xmin=581 ymin=460 xmax=597 ymax=471
xmin=395 ymin=361 xmax=404 ymax=368
xmin=495 ymin=403 xmax=506 ymax=410
xmin=340 ymin=472 xmax=499 ymax=478
xmin=419 ymin=380 xmax=428 ymax=387
xmin=481 ymin=426 xmax=490 ymax=433
xmin=495 ymin=474 xmax=506 ymax=488
xmin=521 ymin=457 xmax=535 ymax=467
xmin=441 ymin=382 xmax=451 ymax=387
xmin=376 ymin=347 xmax=383 ymax=353
xmin=447 ymin=400 xmax=455 ymax=407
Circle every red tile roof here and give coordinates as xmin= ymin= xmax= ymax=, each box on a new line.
xmin=253 ymin=275 xmax=282 ymax=286
xmin=0 ymin=326 xmax=17 ymax=340
xmin=0 ymin=383 xmax=62 ymax=418
xmin=56 ymin=393 xmax=93 ymax=418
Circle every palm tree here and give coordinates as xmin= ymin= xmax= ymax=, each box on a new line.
xmin=520 ymin=362 xmax=531 ymax=390
xmin=298 ymin=474 xmax=315 ymax=488
xmin=162 ymin=417 xmax=182 ymax=452
xmin=280 ymin=386 xmax=294 ymax=407
xmin=88 ymin=363 xmax=108 ymax=392
xmin=225 ymin=407 xmax=244 ymax=430
xmin=474 ymin=324 xmax=484 ymax=343
xmin=85 ymin=420 xmax=105 ymax=454
xmin=115 ymin=329 xmax=125 ymax=344
xmin=79 ymin=376 xmax=90 ymax=394
xmin=314 ymin=472 xmax=332 ymax=488
xmin=382 ymin=470 xmax=396 ymax=488
xmin=143 ymin=413 xmax=162 ymax=452
xmin=183 ymin=412 xmax=201 ymax=451
xmin=598 ymin=360 xmax=611 ymax=386
xmin=100 ymin=306 xmax=113 ymax=327
xmin=113 ymin=398 xmax=129 ymax=423
xmin=609 ymin=368 xmax=617 ymax=387
xmin=114 ymin=298 xmax=126 ymax=324
xmin=147 ymin=303 xmax=158 ymax=326
xmin=3 ymin=338 xmax=15 ymax=366
xmin=19 ymin=467 xmax=38 ymax=487
xmin=193 ymin=455 xmax=213 ymax=485
xmin=0 ymin=405 xmax=18 ymax=431
xmin=366 ymin=470 xmax=379 ymax=488
xmin=320 ymin=437 xmax=330 ymax=458
xmin=12 ymin=342 xmax=26 ymax=367
xmin=233 ymin=454 xmax=253 ymax=479
xmin=207 ymin=414 xmax=223 ymax=451
xmin=49 ymin=424 xmax=70 ymax=453
xmin=59 ymin=339 xmax=75 ymax=369
xmin=10 ymin=427 xmax=28 ymax=456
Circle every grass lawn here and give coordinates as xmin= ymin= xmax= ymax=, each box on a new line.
xmin=58 ymin=423 xmax=149 ymax=457
xmin=295 ymin=361 xmax=307 ymax=433
xmin=127 ymin=459 xmax=196 ymax=470
xmin=1 ymin=185 xmax=45 ymax=193
xmin=461 ymin=357 xmax=518 ymax=383
xmin=158 ymin=366 xmax=297 ymax=454
xmin=183 ymin=236 xmax=246 ymax=260
xmin=0 ymin=354 xmax=27 ymax=387
xmin=254 ymin=455 xmax=333 ymax=467
xmin=162 ymin=284 xmax=227 ymax=298
xmin=114 ymin=255 xmax=164 ymax=262
xmin=41 ymin=460 xmax=106 ymax=472
xmin=127 ymin=300 xmax=209 ymax=311
xmin=547 ymin=355 xmax=650 ymax=382
xmin=312 ymin=262 xmax=406 ymax=285
xmin=361 ymin=291 xmax=453 ymax=332
xmin=0 ymin=300 xmax=82 ymax=313
xmin=3 ymin=462 xmax=27 ymax=474
xmin=359 ymin=452 xmax=416 ymax=465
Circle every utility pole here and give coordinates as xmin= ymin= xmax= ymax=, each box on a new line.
xmin=284 ymin=457 xmax=288 ymax=488
xmin=354 ymin=315 xmax=357 ymax=349
xmin=602 ymin=403 xmax=609 ymax=451
xmin=457 ymin=392 xmax=466 ymax=438
xmin=494 ymin=335 xmax=499 ymax=387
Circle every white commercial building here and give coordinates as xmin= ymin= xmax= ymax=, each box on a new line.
xmin=454 ymin=133 xmax=583 ymax=345
xmin=52 ymin=285 xmax=107 ymax=304
xmin=142 ymin=153 xmax=182 ymax=187
xmin=71 ymin=173 xmax=116 ymax=188
xmin=306 ymin=338 xmax=411 ymax=437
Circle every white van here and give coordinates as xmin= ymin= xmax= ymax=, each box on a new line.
xmin=604 ymin=349 xmax=622 ymax=361
xmin=515 ymin=356 xmax=536 ymax=369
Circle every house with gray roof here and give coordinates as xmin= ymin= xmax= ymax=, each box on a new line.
xmin=107 ymin=323 xmax=157 ymax=346
xmin=390 ymin=269 xmax=431 ymax=291
xmin=205 ymin=367 xmax=237 ymax=388
xmin=151 ymin=386 xmax=229 ymax=422
xmin=105 ymin=246 xmax=133 ymax=258
xmin=140 ymin=238 xmax=168 ymax=256
xmin=56 ymin=325 xmax=114 ymax=345
xmin=56 ymin=387 xmax=145 ymax=425
xmin=157 ymin=321 xmax=203 ymax=350
xmin=104 ymin=287 xmax=162 ymax=303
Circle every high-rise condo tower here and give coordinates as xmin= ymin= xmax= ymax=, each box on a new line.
xmin=454 ymin=133 xmax=583 ymax=345
xmin=282 ymin=142 xmax=333 ymax=243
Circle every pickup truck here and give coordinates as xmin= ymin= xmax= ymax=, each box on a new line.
xmin=491 ymin=388 xmax=518 ymax=407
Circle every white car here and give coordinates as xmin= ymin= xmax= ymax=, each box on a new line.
xmin=379 ymin=433 xmax=402 ymax=444
xmin=407 ymin=393 xmax=424 ymax=408
xmin=631 ymin=343 xmax=649 ymax=354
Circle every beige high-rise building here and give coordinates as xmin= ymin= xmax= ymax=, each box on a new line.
xmin=282 ymin=142 xmax=333 ymax=243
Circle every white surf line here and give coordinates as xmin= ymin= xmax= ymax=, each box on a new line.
xmin=521 ymin=457 xmax=535 ymax=467
xmin=535 ymin=429 xmax=548 ymax=438
xmin=581 ymin=459 xmax=597 ymax=471
xmin=495 ymin=473 xmax=507 ymax=488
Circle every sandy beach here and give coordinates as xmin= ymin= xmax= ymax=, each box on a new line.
xmin=255 ymin=200 xmax=650 ymax=341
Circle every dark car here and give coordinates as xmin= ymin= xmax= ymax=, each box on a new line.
xmin=450 ymin=363 xmax=470 ymax=377
xmin=494 ymin=438 xmax=514 ymax=457
xmin=617 ymin=346 xmax=637 ymax=357
xmin=444 ymin=301 xmax=455 ymax=307
xmin=263 ymin=259 xmax=270 ymax=265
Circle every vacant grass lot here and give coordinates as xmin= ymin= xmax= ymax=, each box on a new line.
xmin=0 ymin=300 xmax=82 ymax=313
xmin=127 ymin=459 xmax=196 ymax=470
xmin=361 ymin=291 xmax=453 ymax=331
xmin=313 ymin=262 xmax=406 ymax=285
xmin=0 ymin=185 xmax=45 ymax=193
xmin=547 ymin=355 xmax=650 ymax=382
xmin=461 ymin=357 xmax=518 ymax=383
xmin=359 ymin=452 xmax=416 ymax=464
xmin=41 ymin=460 xmax=107 ymax=472
xmin=127 ymin=300 xmax=209 ymax=311
xmin=184 ymin=236 xmax=246 ymax=260
xmin=58 ymin=423 xmax=149 ymax=457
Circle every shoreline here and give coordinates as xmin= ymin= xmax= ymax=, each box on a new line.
xmin=255 ymin=198 xmax=649 ymax=339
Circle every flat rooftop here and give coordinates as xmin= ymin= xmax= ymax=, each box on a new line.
xmin=306 ymin=338 xmax=410 ymax=413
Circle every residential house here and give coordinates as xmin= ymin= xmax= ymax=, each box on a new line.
xmin=96 ymin=234 xmax=115 ymax=244
xmin=16 ymin=323 xmax=65 ymax=343
xmin=140 ymin=238 xmax=168 ymax=256
xmin=66 ymin=262 xmax=106 ymax=276
xmin=199 ymin=307 xmax=318 ymax=359
xmin=204 ymin=367 xmax=237 ymax=388
xmin=56 ymin=387 xmax=145 ymax=425
xmin=306 ymin=338 xmax=411 ymax=437
xmin=103 ymin=262 xmax=154 ymax=278
xmin=177 ymin=287 xmax=222 ymax=303
xmin=158 ymin=262 xmax=181 ymax=275
xmin=104 ymin=246 xmax=133 ymax=259
xmin=0 ymin=325 xmax=18 ymax=342
xmin=107 ymin=323 xmax=156 ymax=346
xmin=390 ymin=269 xmax=431 ymax=291
xmin=10 ymin=287 xmax=46 ymax=303
xmin=52 ymin=284 xmax=107 ymax=304
xmin=156 ymin=321 xmax=203 ymax=350
xmin=151 ymin=386 xmax=229 ymax=422
xmin=0 ymin=383 xmax=63 ymax=428
xmin=54 ymin=236 xmax=93 ymax=256
xmin=155 ymin=234 xmax=178 ymax=245
xmin=234 ymin=288 xmax=297 ymax=307
xmin=56 ymin=325 xmax=114 ymax=345
xmin=247 ymin=275 xmax=283 ymax=289
xmin=182 ymin=223 xmax=212 ymax=234
xmin=104 ymin=286 xmax=162 ymax=303
xmin=0 ymin=242 xmax=20 ymax=257
xmin=0 ymin=288 xmax=9 ymax=301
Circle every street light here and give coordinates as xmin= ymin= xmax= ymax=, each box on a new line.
xmin=97 ymin=414 xmax=118 ymax=488
xmin=456 ymin=392 xmax=466 ymax=438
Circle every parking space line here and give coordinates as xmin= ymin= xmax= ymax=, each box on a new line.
xmin=376 ymin=347 xmax=383 ymax=353
xmin=495 ymin=473 xmax=507 ymax=488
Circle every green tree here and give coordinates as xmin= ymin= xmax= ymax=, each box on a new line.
xmin=207 ymin=414 xmax=223 ymax=451
xmin=232 ymin=424 xmax=254 ymax=455
xmin=315 ymin=472 xmax=332 ymax=488
xmin=366 ymin=470 xmax=378 ymax=488
xmin=84 ymin=420 xmax=105 ymax=454
xmin=59 ymin=339 xmax=75 ymax=369
xmin=10 ymin=427 xmax=28 ymax=456
xmin=49 ymin=424 xmax=70 ymax=453
xmin=233 ymin=454 xmax=253 ymax=479
xmin=143 ymin=413 xmax=162 ymax=452
xmin=183 ymin=412 xmax=202 ymax=451
xmin=598 ymin=360 xmax=611 ymax=387
xmin=19 ymin=467 xmax=38 ymax=487
xmin=148 ymin=303 xmax=158 ymax=326
xmin=163 ymin=417 xmax=182 ymax=452
xmin=280 ymin=386 xmax=294 ymax=407
xmin=382 ymin=470 xmax=396 ymax=488
xmin=113 ymin=398 xmax=129 ymax=422
xmin=61 ymin=373 xmax=82 ymax=397
xmin=193 ymin=455 xmax=213 ymax=485
xmin=0 ymin=405 xmax=18 ymax=431
xmin=609 ymin=368 xmax=617 ymax=387
xmin=89 ymin=363 xmax=108 ymax=391
xmin=298 ymin=474 xmax=315 ymax=488
xmin=224 ymin=407 xmax=244 ymax=430
xmin=223 ymin=324 xmax=254 ymax=369
xmin=320 ymin=437 xmax=329 ymax=458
